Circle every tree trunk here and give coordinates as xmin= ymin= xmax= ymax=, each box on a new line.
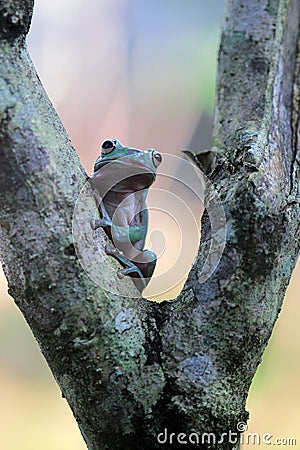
xmin=0 ymin=0 xmax=299 ymax=449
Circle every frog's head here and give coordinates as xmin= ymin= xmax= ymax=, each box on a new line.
xmin=93 ymin=139 xmax=162 ymax=175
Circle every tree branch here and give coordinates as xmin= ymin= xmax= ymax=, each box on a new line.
xmin=0 ymin=1 xmax=299 ymax=449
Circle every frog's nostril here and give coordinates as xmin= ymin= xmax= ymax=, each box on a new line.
xmin=152 ymin=151 xmax=162 ymax=167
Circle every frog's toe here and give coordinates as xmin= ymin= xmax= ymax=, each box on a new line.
xmin=90 ymin=218 xmax=111 ymax=230
xmin=117 ymin=267 xmax=138 ymax=277
xmin=105 ymin=244 xmax=118 ymax=255
xmin=90 ymin=219 xmax=97 ymax=230
xmin=117 ymin=269 xmax=126 ymax=279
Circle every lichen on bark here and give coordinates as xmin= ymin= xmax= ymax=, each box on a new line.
xmin=0 ymin=1 xmax=299 ymax=449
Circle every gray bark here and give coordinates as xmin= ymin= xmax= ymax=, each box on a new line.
xmin=0 ymin=0 xmax=299 ymax=449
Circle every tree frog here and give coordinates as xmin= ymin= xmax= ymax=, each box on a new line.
xmin=90 ymin=138 xmax=162 ymax=292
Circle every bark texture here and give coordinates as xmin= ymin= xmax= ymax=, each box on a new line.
xmin=0 ymin=1 xmax=299 ymax=449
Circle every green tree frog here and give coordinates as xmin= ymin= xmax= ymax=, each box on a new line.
xmin=90 ymin=138 xmax=162 ymax=292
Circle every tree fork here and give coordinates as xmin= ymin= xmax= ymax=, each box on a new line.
xmin=0 ymin=1 xmax=299 ymax=449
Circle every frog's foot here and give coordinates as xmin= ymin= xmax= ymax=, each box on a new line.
xmin=117 ymin=267 xmax=147 ymax=290
xmin=104 ymin=244 xmax=119 ymax=256
xmin=105 ymin=244 xmax=147 ymax=289
xmin=90 ymin=218 xmax=111 ymax=230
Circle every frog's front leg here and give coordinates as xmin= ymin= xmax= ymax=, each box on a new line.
xmin=90 ymin=201 xmax=112 ymax=230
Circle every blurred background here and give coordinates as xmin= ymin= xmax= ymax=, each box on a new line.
xmin=0 ymin=0 xmax=299 ymax=448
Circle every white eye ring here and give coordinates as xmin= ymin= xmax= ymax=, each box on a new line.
xmin=101 ymin=139 xmax=117 ymax=155
xmin=152 ymin=150 xmax=162 ymax=167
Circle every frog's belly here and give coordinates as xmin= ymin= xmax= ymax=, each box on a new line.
xmin=103 ymin=191 xmax=136 ymax=227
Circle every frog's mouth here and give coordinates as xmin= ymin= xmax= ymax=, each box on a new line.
xmin=115 ymin=172 xmax=155 ymax=192
xmin=92 ymin=159 xmax=156 ymax=193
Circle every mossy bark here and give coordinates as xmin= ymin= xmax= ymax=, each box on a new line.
xmin=0 ymin=1 xmax=299 ymax=449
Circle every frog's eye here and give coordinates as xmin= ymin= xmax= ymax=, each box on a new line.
xmin=101 ymin=139 xmax=116 ymax=155
xmin=152 ymin=150 xmax=162 ymax=168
